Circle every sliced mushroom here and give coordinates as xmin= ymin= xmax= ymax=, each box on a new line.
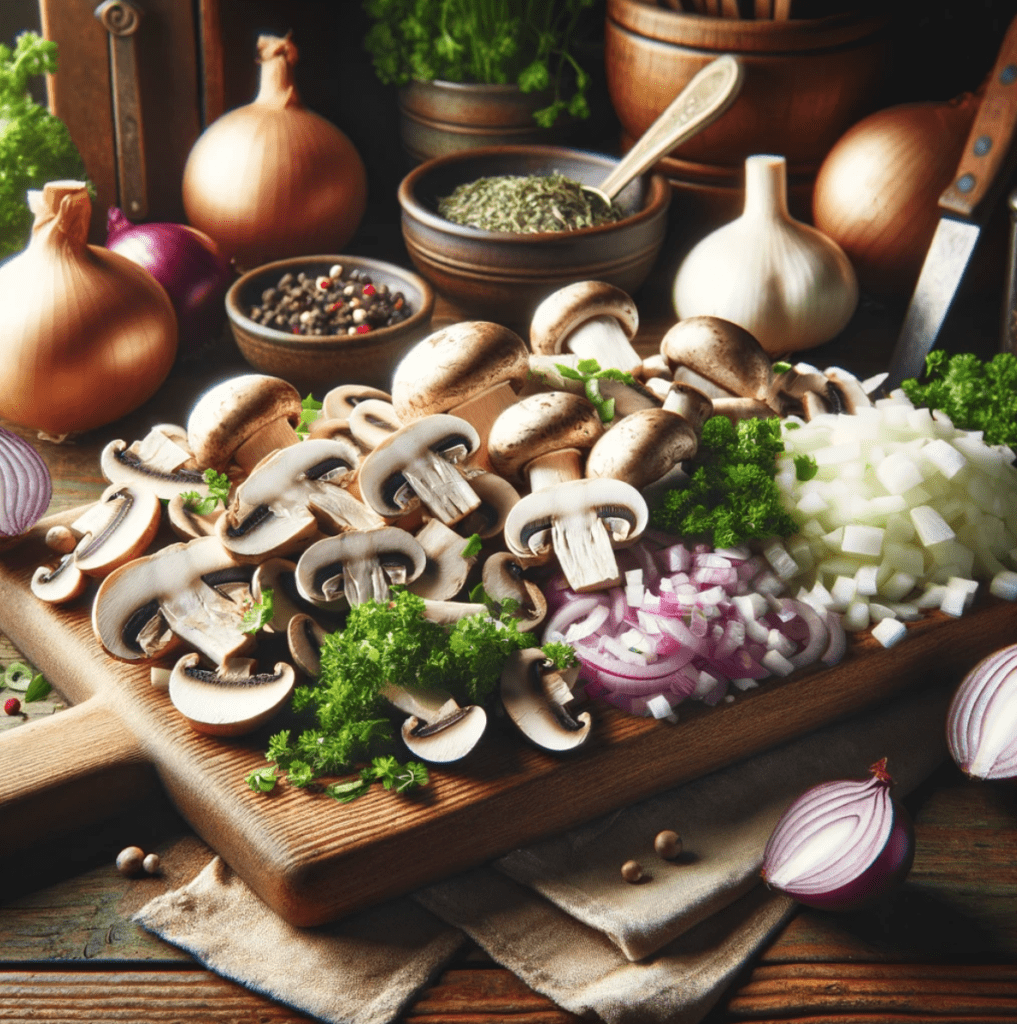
xmin=824 ymin=366 xmax=872 ymax=414
xmin=380 ymin=682 xmax=487 ymax=763
xmin=321 ymin=383 xmax=393 ymax=423
xmin=92 ymin=536 xmax=258 ymax=666
xmin=168 ymin=652 xmax=295 ymax=737
xmin=407 ymin=518 xmax=477 ymax=602
xmin=502 ymin=476 xmax=648 ymax=592
xmin=166 ymin=492 xmax=226 ymax=541
xmin=101 ymin=426 xmax=209 ymax=500
xmin=500 ymin=647 xmax=591 ymax=752
xmin=660 ymin=316 xmax=774 ymax=404
xmin=187 ymin=374 xmax=304 ymax=474
xmin=530 ymin=281 xmax=642 ymax=374
xmin=252 ymin=557 xmax=318 ymax=632
xmin=70 ymin=482 xmax=162 ymax=577
xmin=346 ymin=398 xmax=404 ymax=451
xmin=585 ymin=408 xmax=698 ymax=490
xmin=481 ymin=551 xmax=547 ymax=631
xmin=454 ymin=470 xmax=521 ymax=539
xmin=391 ymin=321 xmax=531 ymax=470
xmin=287 ymin=612 xmax=328 ymax=678
xmin=218 ymin=437 xmax=384 ymax=561
xmin=357 ymin=414 xmax=482 ymax=525
xmin=294 ymin=526 xmax=427 ymax=607
xmin=31 ymin=552 xmax=88 ymax=604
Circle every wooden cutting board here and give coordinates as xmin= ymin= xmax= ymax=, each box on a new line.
xmin=1 ymin=507 xmax=1013 ymax=927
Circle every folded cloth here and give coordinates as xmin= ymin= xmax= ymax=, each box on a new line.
xmin=134 ymin=684 xmax=950 ymax=1024
xmin=490 ymin=683 xmax=949 ymax=961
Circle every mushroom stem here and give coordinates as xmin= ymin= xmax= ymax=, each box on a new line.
xmin=233 ymin=416 xmax=301 ymax=475
xmin=564 ymin=314 xmax=642 ymax=374
xmin=526 ymin=449 xmax=583 ymax=492
xmin=401 ymin=454 xmax=482 ymax=525
xmin=450 ymin=380 xmax=520 ymax=472
xmin=420 ymin=599 xmax=489 ymax=623
xmin=551 ymin=508 xmax=625 ymax=592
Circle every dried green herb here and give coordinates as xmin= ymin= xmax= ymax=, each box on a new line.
xmin=437 ymin=172 xmax=623 ymax=233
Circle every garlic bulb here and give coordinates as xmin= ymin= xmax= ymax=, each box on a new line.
xmin=673 ymin=155 xmax=858 ymax=356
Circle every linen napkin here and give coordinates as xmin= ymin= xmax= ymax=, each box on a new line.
xmin=134 ymin=684 xmax=950 ymax=1024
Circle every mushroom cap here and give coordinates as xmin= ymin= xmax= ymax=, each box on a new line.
xmin=480 ymin=551 xmax=547 ymax=630
xmin=660 ymin=316 xmax=773 ymax=402
xmin=487 ymin=391 xmax=603 ymax=484
xmin=321 ymin=383 xmax=392 ymax=423
xmin=71 ymin=482 xmax=162 ymax=577
xmin=31 ymin=554 xmax=88 ymax=604
xmin=401 ymin=703 xmax=488 ymax=763
xmin=187 ymin=374 xmax=303 ymax=471
xmin=454 ymin=470 xmax=521 ymax=539
xmin=287 ymin=613 xmax=327 ymax=679
xmin=100 ymin=437 xmax=208 ymax=500
xmin=586 ymin=408 xmax=698 ymax=489
xmin=500 ymin=647 xmax=591 ymax=752
xmin=530 ymin=281 xmax=638 ymax=356
xmin=391 ymin=321 xmax=530 ymax=420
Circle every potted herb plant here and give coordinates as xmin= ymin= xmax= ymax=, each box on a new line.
xmin=362 ymin=0 xmax=600 ymax=162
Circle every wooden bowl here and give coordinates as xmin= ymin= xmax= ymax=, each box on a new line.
xmin=225 ymin=255 xmax=434 ymax=393
xmin=397 ymin=144 xmax=671 ymax=327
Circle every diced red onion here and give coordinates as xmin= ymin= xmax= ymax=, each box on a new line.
xmin=0 ymin=426 xmax=52 ymax=537
xmin=761 ymin=758 xmax=915 ymax=911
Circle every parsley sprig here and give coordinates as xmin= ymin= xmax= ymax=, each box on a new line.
xmin=295 ymin=393 xmax=323 ymax=438
xmin=241 ymin=588 xmax=274 ymax=634
xmin=180 ymin=468 xmax=231 ymax=516
xmin=554 ymin=358 xmax=637 ymax=422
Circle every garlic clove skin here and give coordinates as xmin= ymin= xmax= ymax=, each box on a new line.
xmin=673 ymin=154 xmax=858 ymax=356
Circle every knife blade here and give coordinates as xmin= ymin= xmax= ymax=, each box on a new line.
xmin=883 ymin=13 xmax=1017 ymax=392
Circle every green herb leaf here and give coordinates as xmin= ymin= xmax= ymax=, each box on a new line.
xmin=461 ymin=533 xmax=483 ymax=559
xmin=772 ymin=361 xmax=793 ymax=374
xmin=794 ymin=454 xmax=819 ymax=481
xmin=325 ymin=778 xmax=372 ymax=803
xmin=296 ymin=393 xmax=324 ymax=438
xmin=246 ymin=766 xmax=278 ymax=793
xmin=182 ymin=468 xmax=231 ymax=516
xmin=553 ymin=359 xmax=635 ymax=423
xmin=241 ymin=587 xmax=274 ymax=634
xmin=541 ymin=640 xmax=579 ymax=671
xmin=23 ymin=673 xmax=51 ymax=703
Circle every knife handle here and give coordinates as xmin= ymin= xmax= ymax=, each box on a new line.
xmin=940 ymin=13 xmax=1017 ymax=219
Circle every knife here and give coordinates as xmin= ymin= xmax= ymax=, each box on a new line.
xmin=883 ymin=14 xmax=1017 ymax=392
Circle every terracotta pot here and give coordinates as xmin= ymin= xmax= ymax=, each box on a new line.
xmin=398 ymin=80 xmax=567 ymax=163
xmin=605 ymin=0 xmax=891 ymax=178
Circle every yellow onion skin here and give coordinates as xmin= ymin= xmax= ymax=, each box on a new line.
xmin=0 ymin=182 xmax=177 ymax=437
xmin=182 ymin=35 xmax=367 ymax=272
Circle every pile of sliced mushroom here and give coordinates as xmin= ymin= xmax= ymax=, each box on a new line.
xmin=30 ymin=282 xmax=887 ymax=751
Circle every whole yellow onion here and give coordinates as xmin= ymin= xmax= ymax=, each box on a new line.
xmin=0 ymin=181 xmax=177 ymax=437
xmin=182 ymin=34 xmax=368 ymax=271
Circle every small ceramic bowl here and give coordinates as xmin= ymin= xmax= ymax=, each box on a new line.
xmin=225 ymin=255 xmax=435 ymax=393
xmin=397 ymin=145 xmax=671 ymax=327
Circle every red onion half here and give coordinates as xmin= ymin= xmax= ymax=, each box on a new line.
xmin=0 ymin=426 xmax=52 ymax=537
xmin=761 ymin=758 xmax=915 ymax=911
xmin=106 ymin=208 xmax=235 ymax=357
xmin=947 ymin=644 xmax=1017 ymax=781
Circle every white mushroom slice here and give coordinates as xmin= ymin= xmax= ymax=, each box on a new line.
xmin=101 ymin=430 xmax=209 ymax=501
xmin=586 ymin=408 xmax=698 ymax=490
xmin=306 ymin=416 xmax=360 ymax=445
xmin=252 ymin=557 xmax=315 ymax=632
xmin=168 ymin=652 xmax=295 ymax=737
xmin=454 ymin=471 xmax=520 ymax=539
xmin=660 ymin=316 xmax=774 ymax=402
xmin=92 ymin=536 xmax=257 ymax=666
xmin=187 ymin=374 xmax=304 ymax=474
xmin=295 ymin=527 xmax=427 ymax=607
xmin=71 ymin=482 xmax=162 ymax=577
xmin=408 ymin=518 xmax=477 ymax=602
xmin=770 ymin=361 xmax=829 ymax=401
xmin=487 ymin=391 xmax=603 ymax=491
xmin=357 ymin=414 xmax=482 ymax=525
xmin=380 ymin=682 xmax=487 ymax=763
xmin=824 ymin=366 xmax=872 ymax=414
xmin=166 ymin=492 xmax=225 ymax=541
xmin=287 ymin=613 xmax=328 ymax=678
xmin=347 ymin=398 xmax=404 ymax=451
xmin=481 ymin=551 xmax=547 ymax=631
xmin=801 ymin=389 xmax=832 ymax=421
xmin=321 ymin=383 xmax=393 ymax=424
xmin=31 ymin=553 xmax=88 ymax=604
xmin=503 ymin=477 xmax=648 ymax=592
xmin=530 ymin=281 xmax=642 ymax=374
xmin=391 ymin=321 xmax=531 ymax=470
xmin=500 ymin=647 xmax=591 ymax=753
xmin=218 ymin=437 xmax=384 ymax=560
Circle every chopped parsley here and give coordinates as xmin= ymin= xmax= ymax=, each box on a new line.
xmin=295 ymin=393 xmax=323 ymax=438
xmin=180 ymin=468 xmax=231 ymax=516
xmin=241 ymin=588 xmax=274 ymax=634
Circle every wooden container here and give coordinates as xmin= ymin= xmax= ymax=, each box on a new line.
xmin=605 ymin=0 xmax=890 ymax=242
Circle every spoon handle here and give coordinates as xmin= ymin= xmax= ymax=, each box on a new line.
xmin=599 ymin=54 xmax=743 ymax=201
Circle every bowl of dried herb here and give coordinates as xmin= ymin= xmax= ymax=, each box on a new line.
xmin=397 ymin=145 xmax=670 ymax=327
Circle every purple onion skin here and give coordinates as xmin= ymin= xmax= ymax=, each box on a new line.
xmin=0 ymin=426 xmax=52 ymax=538
xmin=106 ymin=208 xmax=235 ymax=358
xmin=789 ymin=803 xmax=915 ymax=912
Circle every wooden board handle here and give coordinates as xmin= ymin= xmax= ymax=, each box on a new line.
xmin=0 ymin=697 xmax=159 ymax=856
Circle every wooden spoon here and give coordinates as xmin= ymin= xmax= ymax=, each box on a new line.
xmin=593 ymin=54 xmax=744 ymax=202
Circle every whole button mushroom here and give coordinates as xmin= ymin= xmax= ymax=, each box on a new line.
xmin=585 ymin=408 xmax=699 ymax=491
xmin=529 ymin=280 xmax=642 ymax=375
xmin=390 ymin=321 xmax=531 ymax=471
xmin=187 ymin=374 xmax=304 ymax=476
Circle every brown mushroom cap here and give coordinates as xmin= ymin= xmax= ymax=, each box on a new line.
xmin=391 ymin=321 xmax=531 ymax=420
xmin=487 ymin=391 xmax=603 ymax=484
xmin=529 ymin=281 xmax=638 ymax=356
xmin=660 ymin=317 xmax=773 ymax=403
xmin=187 ymin=375 xmax=303 ymax=471
xmin=585 ymin=408 xmax=698 ymax=489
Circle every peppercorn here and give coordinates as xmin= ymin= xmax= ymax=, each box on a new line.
xmin=654 ymin=830 xmax=682 ymax=860
xmin=621 ymin=859 xmax=643 ymax=883
xmin=116 ymin=846 xmax=145 ymax=876
xmin=142 ymin=853 xmax=162 ymax=875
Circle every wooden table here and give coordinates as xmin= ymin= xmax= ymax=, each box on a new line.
xmin=2 ymin=274 xmax=1016 ymax=1022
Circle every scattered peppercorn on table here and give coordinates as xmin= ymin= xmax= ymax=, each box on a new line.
xmin=2 ymin=282 xmax=1016 ymax=1022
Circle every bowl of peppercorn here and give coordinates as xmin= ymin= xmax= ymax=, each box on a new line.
xmin=225 ymin=254 xmax=435 ymax=391
xmin=398 ymin=144 xmax=671 ymax=329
